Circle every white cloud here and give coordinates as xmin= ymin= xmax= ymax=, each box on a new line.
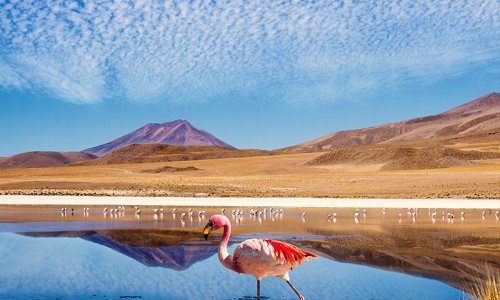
xmin=0 ymin=0 xmax=498 ymax=104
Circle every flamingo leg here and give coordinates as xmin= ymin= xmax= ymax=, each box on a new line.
xmin=257 ymin=279 xmax=260 ymax=300
xmin=286 ymin=280 xmax=304 ymax=300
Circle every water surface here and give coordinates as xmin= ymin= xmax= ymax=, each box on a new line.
xmin=1 ymin=205 xmax=498 ymax=299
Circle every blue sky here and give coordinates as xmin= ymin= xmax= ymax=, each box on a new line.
xmin=0 ymin=0 xmax=498 ymax=156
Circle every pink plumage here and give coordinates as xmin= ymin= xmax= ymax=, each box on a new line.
xmin=203 ymin=214 xmax=317 ymax=300
xmin=264 ymin=239 xmax=317 ymax=266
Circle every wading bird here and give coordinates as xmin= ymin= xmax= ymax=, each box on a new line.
xmin=203 ymin=215 xmax=316 ymax=300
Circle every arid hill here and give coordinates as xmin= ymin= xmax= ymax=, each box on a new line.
xmin=84 ymin=119 xmax=234 ymax=156
xmin=306 ymin=143 xmax=500 ymax=170
xmin=282 ymin=93 xmax=500 ymax=153
xmin=0 ymin=151 xmax=97 ymax=169
xmin=76 ymin=143 xmax=273 ymax=165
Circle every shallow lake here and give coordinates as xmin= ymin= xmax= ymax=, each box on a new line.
xmin=0 ymin=205 xmax=498 ymax=299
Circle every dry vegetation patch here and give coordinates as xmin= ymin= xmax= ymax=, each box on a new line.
xmin=141 ymin=165 xmax=200 ymax=173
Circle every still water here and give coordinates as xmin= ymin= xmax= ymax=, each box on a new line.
xmin=1 ymin=206 xmax=498 ymax=299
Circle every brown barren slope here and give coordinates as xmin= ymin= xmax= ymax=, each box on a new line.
xmin=75 ymin=144 xmax=273 ymax=165
xmin=305 ymin=125 xmax=500 ymax=170
xmin=282 ymin=93 xmax=500 ymax=153
xmin=0 ymin=151 xmax=97 ymax=169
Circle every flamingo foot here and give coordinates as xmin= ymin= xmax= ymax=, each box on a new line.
xmin=287 ymin=280 xmax=304 ymax=300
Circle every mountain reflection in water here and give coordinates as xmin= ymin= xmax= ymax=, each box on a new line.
xmin=19 ymin=225 xmax=499 ymax=292
xmin=84 ymin=234 xmax=217 ymax=271
xmin=0 ymin=231 xmax=461 ymax=300
xmin=1 ymin=206 xmax=498 ymax=299
xmin=22 ymin=230 xmax=218 ymax=271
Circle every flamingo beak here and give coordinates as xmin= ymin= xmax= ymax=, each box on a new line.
xmin=203 ymin=222 xmax=213 ymax=240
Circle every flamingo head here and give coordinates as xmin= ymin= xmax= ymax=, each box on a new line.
xmin=203 ymin=214 xmax=229 ymax=240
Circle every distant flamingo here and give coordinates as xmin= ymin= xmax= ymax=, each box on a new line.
xmin=203 ymin=215 xmax=316 ymax=300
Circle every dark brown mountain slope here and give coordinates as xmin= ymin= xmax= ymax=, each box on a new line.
xmin=0 ymin=151 xmax=97 ymax=169
xmin=76 ymin=143 xmax=272 ymax=165
xmin=306 ymin=143 xmax=500 ymax=170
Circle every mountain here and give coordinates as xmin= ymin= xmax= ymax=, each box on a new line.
xmin=0 ymin=151 xmax=97 ymax=169
xmin=281 ymin=93 xmax=500 ymax=153
xmin=75 ymin=144 xmax=272 ymax=166
xmin=84 ymin=119 xmax=234 ymax=156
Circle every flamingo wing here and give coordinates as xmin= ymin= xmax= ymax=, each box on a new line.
xmin=232 ymin=239 xmax=317 ymax=279
xmin=263 ymin=239 xmax=317 ymax=267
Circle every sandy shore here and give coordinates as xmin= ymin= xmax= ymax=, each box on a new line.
xmin=0 ymin=195 xmax=498 ymax=208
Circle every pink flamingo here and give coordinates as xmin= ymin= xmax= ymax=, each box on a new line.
xmin=203 ymin=214 xmax=317 ymax=299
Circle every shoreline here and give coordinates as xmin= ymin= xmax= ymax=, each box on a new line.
xmin=0 ymin=195 xmax=498 ymax=208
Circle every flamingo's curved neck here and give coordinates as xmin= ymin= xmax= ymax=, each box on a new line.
xmin=218 ymin=223 xmax=236 ymax=271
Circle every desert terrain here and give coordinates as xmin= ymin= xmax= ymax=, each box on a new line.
xmin=0 ymin=147 xmax=498 ymax=198
xmin=1 ymin=93 xmax=498 ymax=199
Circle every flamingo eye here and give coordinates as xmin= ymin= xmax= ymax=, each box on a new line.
xmin=207 ymin=220 xmax=215 ymax=228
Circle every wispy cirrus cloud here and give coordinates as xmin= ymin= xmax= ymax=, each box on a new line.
xmin=0 ymin=0 xmax=498 ymax=104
